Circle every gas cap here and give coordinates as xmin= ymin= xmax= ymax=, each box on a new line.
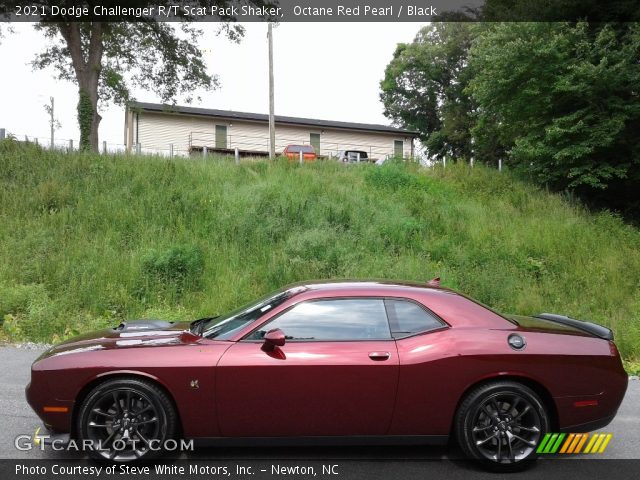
xmin=508 ymin=334 xmax=526 ymax=350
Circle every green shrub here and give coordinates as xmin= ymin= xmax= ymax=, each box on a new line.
xmin=0 ymin=283 xmax=48 ymax=317
xmin=140 ymin=245 xmax=205 ymax=298
xmin=365 ymin=163 xmax=420 ymax=191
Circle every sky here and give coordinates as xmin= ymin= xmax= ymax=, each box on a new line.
xmin=0 ymin=22 xmax=426 ymax=148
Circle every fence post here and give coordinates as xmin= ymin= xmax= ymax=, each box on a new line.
xmin=35 ymin=138 xmax=39 ymax=146
xmin=470 ymin=157 xmax=474 ymax=167
xmin=102 ymin=141 xmax=107 ymax=154
xmin=498 ymin=159 xmax=502 ymax=172
xmin=443 ymin=157 xmax=446 ymax=168
xmin=170 ymin=144 xmax=174 ymax=158
xmin=136 ymin=143 xmax=141 ymax=155
xmin=299 ymin=150 xmax=303 ymax=165
xmin=0 ymin=128 xmax=5 ymax=140
xmin=203 ymin=146 xmax=208 ymax=157
xmin=356 ymin=152 xmax=360 ymax=163
xmin=235 ymin=147 xmax=239 ymax=165
xmin=68 ymin=139 xmax=73 ymax=152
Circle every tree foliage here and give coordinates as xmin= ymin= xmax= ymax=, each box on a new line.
xmin=469 ymin=22 xmax=640 ymax=214
xmin=381 ymin=21 xmax=640 ymax=218
xmin=15 ymin=1 xmax=270 ymax=151
xmin=380 ymin=23 xmax=477 ymax=162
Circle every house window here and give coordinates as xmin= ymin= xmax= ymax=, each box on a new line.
xmin=394 ymin=140 xmax=404 ymax=158
xmin=215 ymin=125 xmax=227 ymax=149
xmin=310 ymin=133 xmax=321 ymax=155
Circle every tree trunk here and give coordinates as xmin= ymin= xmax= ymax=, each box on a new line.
xmin=77 ymin=83 xmax=101 ymax=152
xmin=58 ymin=22 xmax=104 ymax=152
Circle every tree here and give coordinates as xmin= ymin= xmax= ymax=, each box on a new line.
xmin=380 ymin=23 xmax=479 ymax=163
xmin=468 ymin=22 xmax=640 ymax=214
xmin=11 ymin=1 xmax=269 ymax=151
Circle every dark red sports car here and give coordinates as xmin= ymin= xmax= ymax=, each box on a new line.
xmin=26 ymin=280 xmax=627 ymax=469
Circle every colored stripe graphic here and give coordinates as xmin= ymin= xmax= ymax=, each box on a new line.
xmin=584 ymin=434 xmax=599 ymax=453
xmin=598 ymin=434 xmax=612 ymax=453
xmin=544 ymin=433 xmax=559 ymax=453
xmin=574 ymin=433 xmax=589 ymax=453
xmin=559 ymin=433 xmax=575 ymax=453
xmin=536 ymin=433 xmax=552 ymax=454
xmin=538 ymin=433 xmax=613 ymax=454
xmin=567 ymin=434 xmax=583 ymax=453
xmin=550 ymin=433 xmax=566 ymax=453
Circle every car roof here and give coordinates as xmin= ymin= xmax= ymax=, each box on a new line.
xmin=283 ymin=279 xmax=450 ymax=297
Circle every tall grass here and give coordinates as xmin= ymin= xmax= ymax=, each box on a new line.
xmin=1 ymin=139 xmax=639 ymax=361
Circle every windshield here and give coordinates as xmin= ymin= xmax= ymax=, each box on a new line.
xmin=202 ymin=287 xmax=305 ymax=340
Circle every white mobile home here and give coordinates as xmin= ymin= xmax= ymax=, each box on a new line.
xmin=125 ymin=102 xmax=417 ymax=159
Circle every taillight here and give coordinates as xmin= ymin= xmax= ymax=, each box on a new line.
xmin=608 ymin=341 xmax=619 ymax=357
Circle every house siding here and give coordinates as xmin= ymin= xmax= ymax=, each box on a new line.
xmin=129 ymin=110 xmax=414 ymax=159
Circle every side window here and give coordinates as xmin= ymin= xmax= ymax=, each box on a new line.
xmin=246 ymin=298 xmax=391 ymax=341
xmin=385 ymin=299 xmax=444 ymax=339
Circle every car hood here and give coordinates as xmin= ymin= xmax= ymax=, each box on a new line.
xmin=37 ymin=319 xmax=201 ymax=360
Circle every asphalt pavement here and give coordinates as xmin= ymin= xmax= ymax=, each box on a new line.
xmin=1 ymin=345 xmax=638 ymax=479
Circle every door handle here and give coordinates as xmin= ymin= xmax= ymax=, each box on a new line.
xmin=368 ymin=351 xmax=391 ymax=361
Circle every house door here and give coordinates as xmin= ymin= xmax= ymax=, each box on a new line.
xmin=394 ymin=140 xmax=404 ymax=158
xmin=310 ymin=133 xmax=320 ymax=155
xmin=215 ymin=125 xmax=227 ymax=149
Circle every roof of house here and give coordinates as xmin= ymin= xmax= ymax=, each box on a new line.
xmin=129 ymin=102 xmax=418 ymax=136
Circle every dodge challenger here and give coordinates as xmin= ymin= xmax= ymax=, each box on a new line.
xmin=25 ymin=280 xmax=627 ymax=469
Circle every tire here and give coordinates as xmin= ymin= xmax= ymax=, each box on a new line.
xmin=455 ymin=381 xmax=549 ymax=472
xmin=77 ymin=378 xmax=178 ymax=462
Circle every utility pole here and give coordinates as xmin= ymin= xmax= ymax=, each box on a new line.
xmin=44 ymin=96 xmax=60 ymax=149
xmin=49 ymin=97 xmax=54 ymax=148
xmin=268 ymin=23 xmax=275 ymax=159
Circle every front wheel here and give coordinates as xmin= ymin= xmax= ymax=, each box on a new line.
xmin=77 ymin=378 xmax=178 ymax=462
xmin=455 ymin=381 xmax=549 ymax=471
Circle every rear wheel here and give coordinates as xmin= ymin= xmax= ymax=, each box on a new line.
xmin=455 ymin=381 xmax=549 ymax=471
xmin=77 ymin=378 xmax=177 ymax=462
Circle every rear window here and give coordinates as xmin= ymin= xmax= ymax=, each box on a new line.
xmin=286 ymin=145 xmax=314 ymax=153
xmin=347 ymin=151 xmax=368 ymax=158
xmin=385 ymin=299 xmax=445 ymax=338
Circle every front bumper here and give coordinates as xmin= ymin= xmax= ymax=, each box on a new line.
xmin=39 ymin=427 xmax=71 ymax=447
xmin=25 ymin=380 xmax=73 ymax=432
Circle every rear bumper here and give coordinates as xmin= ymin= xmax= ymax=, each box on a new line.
xmin=560 ymin=413 xmax=617 ymax=433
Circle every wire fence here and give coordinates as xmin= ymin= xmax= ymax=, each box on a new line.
xmin=1 ymin=127 xmax=434 ymax=167
xmin=0 ymin=129 xmax=132 ymax=156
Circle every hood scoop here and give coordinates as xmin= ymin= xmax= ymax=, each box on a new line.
xmin=115 ymin=320 xmax=175 ymax=332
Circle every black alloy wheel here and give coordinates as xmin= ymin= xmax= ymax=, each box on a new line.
xmin=455 ymin=381 xmax=549 ymax=471
xmin=77 ymin=378 xmax=177 ymax=462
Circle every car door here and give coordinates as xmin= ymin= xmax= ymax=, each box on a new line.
xmin=216 ymin=297 xmax=399 ymax=437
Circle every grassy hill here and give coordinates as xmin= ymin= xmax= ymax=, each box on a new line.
xmin=1 ymin=139 xmax=639 ymax=367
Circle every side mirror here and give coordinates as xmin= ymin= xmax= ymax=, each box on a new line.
xmin=261 ymin=328 xmax=286 ymax=352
